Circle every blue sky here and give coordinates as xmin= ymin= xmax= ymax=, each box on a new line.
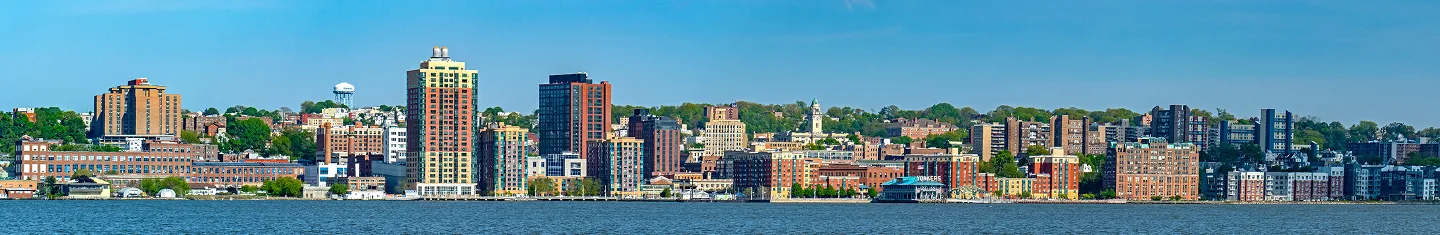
xmin=1 ymin=1 xmax=1438 ymax=126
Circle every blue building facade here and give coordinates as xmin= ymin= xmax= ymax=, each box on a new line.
xmin=1258 ymin=109 xmax=1296 ymax=154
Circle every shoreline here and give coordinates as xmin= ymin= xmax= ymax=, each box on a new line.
xmin=12 ymin=196 xmax=1434 ymax=205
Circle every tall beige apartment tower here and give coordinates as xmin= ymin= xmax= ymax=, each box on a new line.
xmin=406 ymin=46 xmax=479 ymax=195
xmin=93 ymin=78 xmax=182 ymax=138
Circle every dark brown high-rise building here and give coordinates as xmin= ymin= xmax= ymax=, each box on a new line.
xmin=1050 ymin=115 xmax=1092 ymax=155
xmin=628 ymin=109 xmax=683 ymax=177
xmin=1149 ymin=105 xmax=1190 ymax=143
xmin=538 ymin=73 xmax=611 ymax=160
xmin=1005 ymin=117 xmax=1051 ymax=155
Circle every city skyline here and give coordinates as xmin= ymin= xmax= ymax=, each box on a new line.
xmin=4 ymin=1 xmax=1440 ymax=127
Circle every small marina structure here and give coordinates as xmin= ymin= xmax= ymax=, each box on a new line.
xmin=874 ymin=177 xmax=945 ymax=203
xmin=117 ymin=188 xmax=144 ymax=198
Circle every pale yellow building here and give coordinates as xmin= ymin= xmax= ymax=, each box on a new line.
xmin=478 ymin=124 xmax=534 ymax=196
xmin=702 ymin=120 xmax=747 ymax=157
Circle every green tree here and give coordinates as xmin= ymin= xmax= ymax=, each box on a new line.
xmin=1419 ymin=127 xmax=1440 ymax=140
xmin=1294 ymin=129 xmax=1326 ymax=147
xmin=526 ymin=178 xmax=557 ymax=196
xmin=1151 ymin=196 xmax=1163 ymax=201
xmin=41 ymin=176 xmax=59 ymax=199
xmin=1382 ymin=122 xmax=1417 ymax=141
xmin=565 ymin=178 xmax=604 ymax=196
xmin=329 ymin=183 xmax=350 ymax=195
xmin=990 ymin=151 xmax=1025 ymax=178
xmin=223 ymin=118 xmax=272 ymax=152
xmin=278 ymin=128 xmax=317 ymax=162
xmin=1215 ymin=108 xmax=1236 ymax=122
xmin=1099 ymin=190 xmax=1116 ymax=199
xmin=72 ymin=169 xmax=94 ymax=179
xmin=583 ymin=178 xmax=603 ymax=196
xmin=162 ymin=176 xmax=190 ymax=196
xmin=1238 ymin=143 xmax=1265 ymax=163
xmin=866 ymin=187 xmax=878 ymax=198
xmin=1403 ymin=153 xmax=1440 ymax=166
xmin=1052 ymin=107 xmax=1089 ymax=119
xmin=203 ymin=107 xmax=221 ymax=116
xmin=1087 ymin=108 xmax=1139 ymax=124
xmin=1350 ymin=121 xmax=1380 ymax=142
xmin=301 ymin=100 xmax=349 ymax=114
xmin=791 ymin=183 xmax=803 ymax=198
xmin=1025 ymin=145 xmax=1051 ymax=156
xmin=818 ymin=138 xmax=842 ymax=146
xmin=240 ymin=185 xmax=259 ymax=193
xmin=846 ymin=134 xmax=861 ymax=144
xmin=268 ymin=134 xmax=293 ymax=157
xmin=891 ymin=136 xmax=913 ymax=145
xmin=924 ymin=131 xmax=967 ymax=149
xmin=660 ymin=188 xmax=672 ymax=198
xmin=1170 ymin=195 xmax=1183 ymax=201
xmin=140 ymin=178 xmax=162 ymax=196
xmin=180 ymin=130 xmax=203 ymax=144
xmin=261 ymin=177 xmax=305 ymax=197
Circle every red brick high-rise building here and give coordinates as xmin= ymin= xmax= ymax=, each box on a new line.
xmin=405 ymin=46 xmax=478 ymax=195
xmin=628 ymin=109 xmax=683 ymax=178
xmin=538 ymin=73 xmax=611 ymax=160
xmin=1104 ymin=137 xmax=1200 ymax=200
xmin=93 ymin=78 xmax=183 ymax=138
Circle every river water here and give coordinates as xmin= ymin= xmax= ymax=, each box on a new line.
xmin=1 ymin=200 xmax=1432 ymax=234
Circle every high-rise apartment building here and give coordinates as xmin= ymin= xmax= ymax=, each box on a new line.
xmin=1217 ymin=120 xmax=1256 ymax=146
xmin=587 ymin=137 xmax=645 ymax=196
xmin=405 ymin=46 xmax=478 ymax=195
xmin=1258 ymin=109 xmax=1296 ymax=154
xmin=969 ymin=123 xmax=1007 ymax=161
xmin=1104 ymin=137 xmax=1200 ymax=200
xmin=538 ymin=73 xmax=611 ymax=160
xmin=1148 ymin=105 xmax=1208 ymax=146
xmin=628 ymin=109 xmax=683 ymax=177
xmin=702 ymin=120 xmax=747 ymax=157
xmin=92 ymin=78 xmax=183 ymax=138
xmin=477 ymin=124 xmax=533 ymax=196
xmin=1148 ymin=105 xmax=1184 ymax=139
xmin=1050 ymin=115 xmax=1090 ymax=156
xmin=1005 ymin=117 xmax=1051 ymax=155
xmin=1186 ymin=116 xmax=1211 ymax=149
